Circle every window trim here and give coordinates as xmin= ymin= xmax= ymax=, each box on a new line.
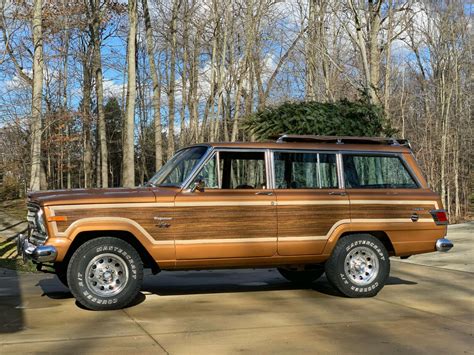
xmin=271 ymin=149 xmax=341 ymax=190
xmin=340 ymin=152 xmax=421 ymax=189
xmin=184 ymin=148 xmax=272 ymax=191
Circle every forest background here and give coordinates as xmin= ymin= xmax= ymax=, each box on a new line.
xmin=0 ymin=0 xmax=472 ymax=221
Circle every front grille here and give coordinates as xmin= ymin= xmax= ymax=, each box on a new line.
xmin=27 ymin=203 xmax=48 ymax=246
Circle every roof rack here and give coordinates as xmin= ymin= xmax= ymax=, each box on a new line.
xmin=275 ymin=134 xmax=412 ymax=149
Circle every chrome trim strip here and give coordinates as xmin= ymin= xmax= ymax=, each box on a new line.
xmin=336 ymin=152 xmax=345 ymax=189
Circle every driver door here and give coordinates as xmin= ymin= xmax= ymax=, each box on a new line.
xmin=174 ymin=150 xmax=277 ymax=260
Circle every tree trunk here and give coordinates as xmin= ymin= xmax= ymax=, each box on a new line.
xmin=91 ymin=0 xmax=109 ymax=188
xmin=123 ymin=0 xmax=138 ymax=187
xmin=142 ymin=0 xmax=163 ymax=171
xmin=167 ymin=0 xmax=180 ymax=159
xmin=29 ymin=0 xmax=44 ymax=191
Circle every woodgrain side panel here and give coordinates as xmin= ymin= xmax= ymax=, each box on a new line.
xmin=275 ymin=190 xmax=350 ymax=256
xmin=171 ymin=206 xmax=277 ymax=240
xmin=350 ymin=204 xmax=435 ymax=219
xmin=277 ymin=205 xmax=350 ymax=237
xmin=174 ymin=190 xmax=277 ymax=259
xmin=53 ymin=207 xmax=174 ymax=241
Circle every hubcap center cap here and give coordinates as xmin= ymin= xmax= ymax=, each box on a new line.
xmin=103 ymin=271 xmax=113 ymax=281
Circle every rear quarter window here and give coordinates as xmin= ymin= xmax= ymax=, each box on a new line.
xmin=343 ymin=154 xmax=418 ymax=189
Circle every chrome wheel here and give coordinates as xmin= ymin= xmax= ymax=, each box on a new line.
xmin=85 ymin=253 xmax=129 ymax=297
xmin=344 ymin=246 xmax=379 ymax=286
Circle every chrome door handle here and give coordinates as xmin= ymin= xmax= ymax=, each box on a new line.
xmin=329 ymin=191 xmax=347 ymax=196
xmin=255 ymin=191 xmax=274 ymax=196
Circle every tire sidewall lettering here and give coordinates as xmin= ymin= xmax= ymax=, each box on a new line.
xmin=338 ymin=237 xmax=388 ymax=296
xmin=76 ymin=244 xmax=137 ymax=305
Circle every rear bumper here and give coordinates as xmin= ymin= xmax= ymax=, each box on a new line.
xmin=16 ymin=234 xmax=57 ymax=263
xmin=436 ymin=238 xmax=453 ymax=252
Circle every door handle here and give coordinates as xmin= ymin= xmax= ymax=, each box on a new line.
xmin=255 ymin=191 xmax=274 ymax=196
xmin=329 ymin=191 xmax=347 ymax=196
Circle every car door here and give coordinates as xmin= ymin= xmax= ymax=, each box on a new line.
xmin=341 ymin=152 xmax=440 ymax=254
xmin=174 ymin=149 xmax=277 ymax=260
xmin=273 ymin=150 xmax=350 ymax=256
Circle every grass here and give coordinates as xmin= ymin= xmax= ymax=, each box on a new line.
xmin=1 ymin=198 xmax=28 ymax=220
xmin=0 ymin=198 xmax=36 ymax=272
xmin=0 ymin=258 xmax=38 ymax=272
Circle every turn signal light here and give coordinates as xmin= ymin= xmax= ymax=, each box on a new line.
xmin=430 ymin=210 xmax=448 ymax=225
xmin=47 ymin=216 xmax=68 ymax=222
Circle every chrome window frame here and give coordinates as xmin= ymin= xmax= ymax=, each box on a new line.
xmin=270 ymin=149 xmax=343 ymax=190
xmin=183 ymin=147 xmax=272 ymax=191
xmin=340 ymin=151 xmax=422 ymax=189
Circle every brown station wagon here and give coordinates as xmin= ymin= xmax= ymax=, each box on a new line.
xmin=18 ymin=135 xmax=453 ymax=310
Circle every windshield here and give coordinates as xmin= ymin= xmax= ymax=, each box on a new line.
xmin=147 ymin=146 xmax=209 ymax=187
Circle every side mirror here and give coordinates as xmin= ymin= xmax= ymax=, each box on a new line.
xmin=191 ymin=179 xmax=205 ymax=193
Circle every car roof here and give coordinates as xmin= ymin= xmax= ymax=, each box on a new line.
xmin=190 ymin=141 xmax=411 ymax=153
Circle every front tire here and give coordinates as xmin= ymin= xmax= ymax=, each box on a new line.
xmin=325 ymin=234 xmax=390 ymax=297
xmin=67 ymin=237 xmax=143 ymax=310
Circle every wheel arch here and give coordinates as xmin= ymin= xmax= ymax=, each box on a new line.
xmin=60 ymin=230 xmax=160 ymax=274
xmin=324 ymin=230 xmax=396 ymax=256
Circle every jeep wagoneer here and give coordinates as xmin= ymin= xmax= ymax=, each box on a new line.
xmin=18 ymin=135 xmax=453 ymax=310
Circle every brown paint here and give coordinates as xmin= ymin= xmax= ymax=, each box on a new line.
xmin=29 ymin=140 xmax=446 ymax=269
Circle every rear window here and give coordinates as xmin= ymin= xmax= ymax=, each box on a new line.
xmin=343 ymin=155 xmax=418 ymax=189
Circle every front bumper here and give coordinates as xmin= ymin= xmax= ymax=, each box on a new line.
xmin=16 ymin=234 xmax=57 ymax=263
xmin=436 ymin=238 xmax=453 ymax=252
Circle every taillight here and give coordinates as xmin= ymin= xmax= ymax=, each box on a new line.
xmin=430 ymin=209 xmax=449 ymax=225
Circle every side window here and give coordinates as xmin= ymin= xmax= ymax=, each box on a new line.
xmin=221 ymin=151 xmax=266 ymax=189
xmin=194 ymin=151 xmax=267 ymax=189
xmin=195 ymin=154 xmax=219 ymax=189
xmin=274 ymin=152 xmax=338 ymax=189
xmin=343 ymin=155 xmax=418 ymax=189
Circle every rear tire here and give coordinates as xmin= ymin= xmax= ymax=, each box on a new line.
xmin=67 ymin=237 xmax=143 ymax=310
xmin=325 ymin=234 xmax=390 ymax=297
xmin=277 ymin=266 xmax=324 ymax=285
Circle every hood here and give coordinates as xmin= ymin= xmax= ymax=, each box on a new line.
xmin=28 ymin=187 xmax=178 ymax=206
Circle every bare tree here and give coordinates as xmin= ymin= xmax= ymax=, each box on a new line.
xmin=141 ymin=0 xmax=163 ymax=170
xmin=123 ymin=0 xmax=138 ymax=187
xmin=29 ymin=0 xmax=44 ymax=191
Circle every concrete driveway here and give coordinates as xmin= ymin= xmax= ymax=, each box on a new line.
xmin=1 ymin=225 xmax=473 ymax=354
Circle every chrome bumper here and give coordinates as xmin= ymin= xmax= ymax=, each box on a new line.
xmin=16 ymin=234 xmax=57 ymax=263
xmin=436 ymin=238 xmax=453 ymax=252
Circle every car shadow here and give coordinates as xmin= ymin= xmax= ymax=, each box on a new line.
xmin=38 ymin=276 xmax=147 ymax=310
xmin=0 ymin=266 xmax=24 ymax=333
xmin=141 ymin=271 xmax=417 ymax=298
xmin=385 ymin=276 xmax=417 ymax=286
xmin=37 ymin=270 xmax=417 ymax=309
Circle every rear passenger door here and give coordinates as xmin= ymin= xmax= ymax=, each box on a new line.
xmin=273 ymin=151 xmax=350 ymax=256
xmin=341 ymin=153 xmax=439 ymax=253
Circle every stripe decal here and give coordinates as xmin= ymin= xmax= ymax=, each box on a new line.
xmin=277 ymin=200 xmax=349 ymax=206
xmin=48 ymin=199 xmax=439 ymax=210
xmin=176 ymin=237 xmax=276 ymax=245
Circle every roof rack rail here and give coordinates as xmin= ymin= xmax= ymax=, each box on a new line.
xmin=275 ymin=134 xmax=412 ymax=149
